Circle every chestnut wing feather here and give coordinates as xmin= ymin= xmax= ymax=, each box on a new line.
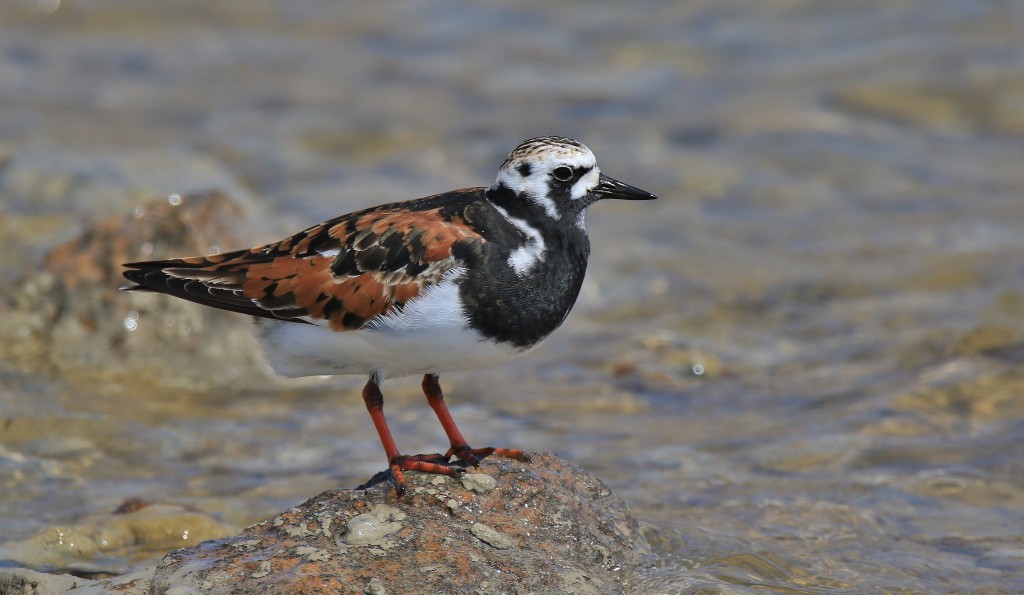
xmin=123 ymin=193 xmax=485 ymax=331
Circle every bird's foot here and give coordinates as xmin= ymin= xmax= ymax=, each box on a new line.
xmin=402 ymin=452 xmax=451 ymax=465
xmin=446 ymin=445 xmax=532 ymax=468
xmin=389 ymin=453 xmax=465 ymax=496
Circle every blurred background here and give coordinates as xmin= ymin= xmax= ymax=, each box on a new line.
xmin=1 ymin=0 xmax=1023 ymax=591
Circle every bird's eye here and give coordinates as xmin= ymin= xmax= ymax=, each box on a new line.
xmin=552 ymin=166 xmax=573 ymax=182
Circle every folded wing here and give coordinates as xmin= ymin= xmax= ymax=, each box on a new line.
xmin=123 ymin=197 xmax=485 ymax=331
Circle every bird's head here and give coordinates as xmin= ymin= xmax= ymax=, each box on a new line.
xmin=489 ymin=136 xmax=656 ymax=225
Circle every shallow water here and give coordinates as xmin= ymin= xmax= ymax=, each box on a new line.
xmin=1 ymin=0 xmax=1023 ymax=592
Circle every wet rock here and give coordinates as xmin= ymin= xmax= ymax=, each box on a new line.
xmin=953 ymin=325 xmax=1022 ymax=358
xmin=0 ymin=190 xmax=273 ymax=389
xmin=0 ymin=567 xmax=89 ymax=595
xmin=893 ymin=372 xmax=1024 ymax=421
xmin=829 ymin=78 xmax=1024 ymax=135
xmin=896 ymin=324 xmax=1024 ymax=371
xmin=0 ymin=501 xmax=238 ymax=578
xmin=87 ymin=454 xmax=644 ymax=594
xmin=608 ymin=331 xmax=725 ymax=394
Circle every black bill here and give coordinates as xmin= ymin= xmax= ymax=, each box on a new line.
xmin=591 ymin=173 xmax=658 ymax=201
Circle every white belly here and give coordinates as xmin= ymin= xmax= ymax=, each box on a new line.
xmin=254 ymin=276 xmax=526 ymax=380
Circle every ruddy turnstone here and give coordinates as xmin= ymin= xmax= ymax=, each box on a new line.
xmin=123 ymin=136 xmax=656 ymax=495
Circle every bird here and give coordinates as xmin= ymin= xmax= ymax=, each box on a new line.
xmin=122 ymin=136 xmax=657 ymax=495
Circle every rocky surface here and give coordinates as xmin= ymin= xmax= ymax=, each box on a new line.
xmin=152 ymin=453 xmax=644 ymax=594
xmin=0 ymin=499 xmax=238 ymax=582
xmin=1 ymin=454 xmax=646 ymax=594
xmin=0 ymin=567 xmax=92 ymax=595
xmin=0 ymin=189 xmax=273 ymax=390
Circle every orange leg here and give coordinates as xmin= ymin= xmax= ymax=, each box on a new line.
xmin=421 ymin=374 xmax=531 ymax=467
xmin=362 ymin=379 xmax=462 ymax=496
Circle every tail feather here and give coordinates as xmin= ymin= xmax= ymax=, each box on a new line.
xmin=121 ymin=259 xmax=309 ymax=322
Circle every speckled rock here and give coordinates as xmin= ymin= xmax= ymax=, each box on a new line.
xmin=128 ymin=454 xmax=644 ymax=594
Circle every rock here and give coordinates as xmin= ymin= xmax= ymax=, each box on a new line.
xmin=78 ymin=454 xmax=645 ymax=594
xmin=0 ymin=565 xmax=157 ymax=593
xmin=0 ymin=499 xmax=238 ymax=578
xmin=0 ymin=567 xmax=89 ymax=595
xmin=470 ymin=522 xmax=515 ymax=550
xmin=0 ymin=190 xmax=274 ymax=389
xmin=460 ymin=472 xmax=497 ymax=494
xmin=249 ymin=560 xmax=272 ymax=579
xmin=343 ymin=505 xmax=406 ymax=546
xmin=829 ymin=78 xmax=1024 ymax=135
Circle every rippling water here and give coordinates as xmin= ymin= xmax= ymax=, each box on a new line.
xmin=1 ymin=1 xmax=1023 ymax=592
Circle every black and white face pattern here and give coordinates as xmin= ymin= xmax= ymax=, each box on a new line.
xmin=490 ymin=136 xmax=602 ymax=228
